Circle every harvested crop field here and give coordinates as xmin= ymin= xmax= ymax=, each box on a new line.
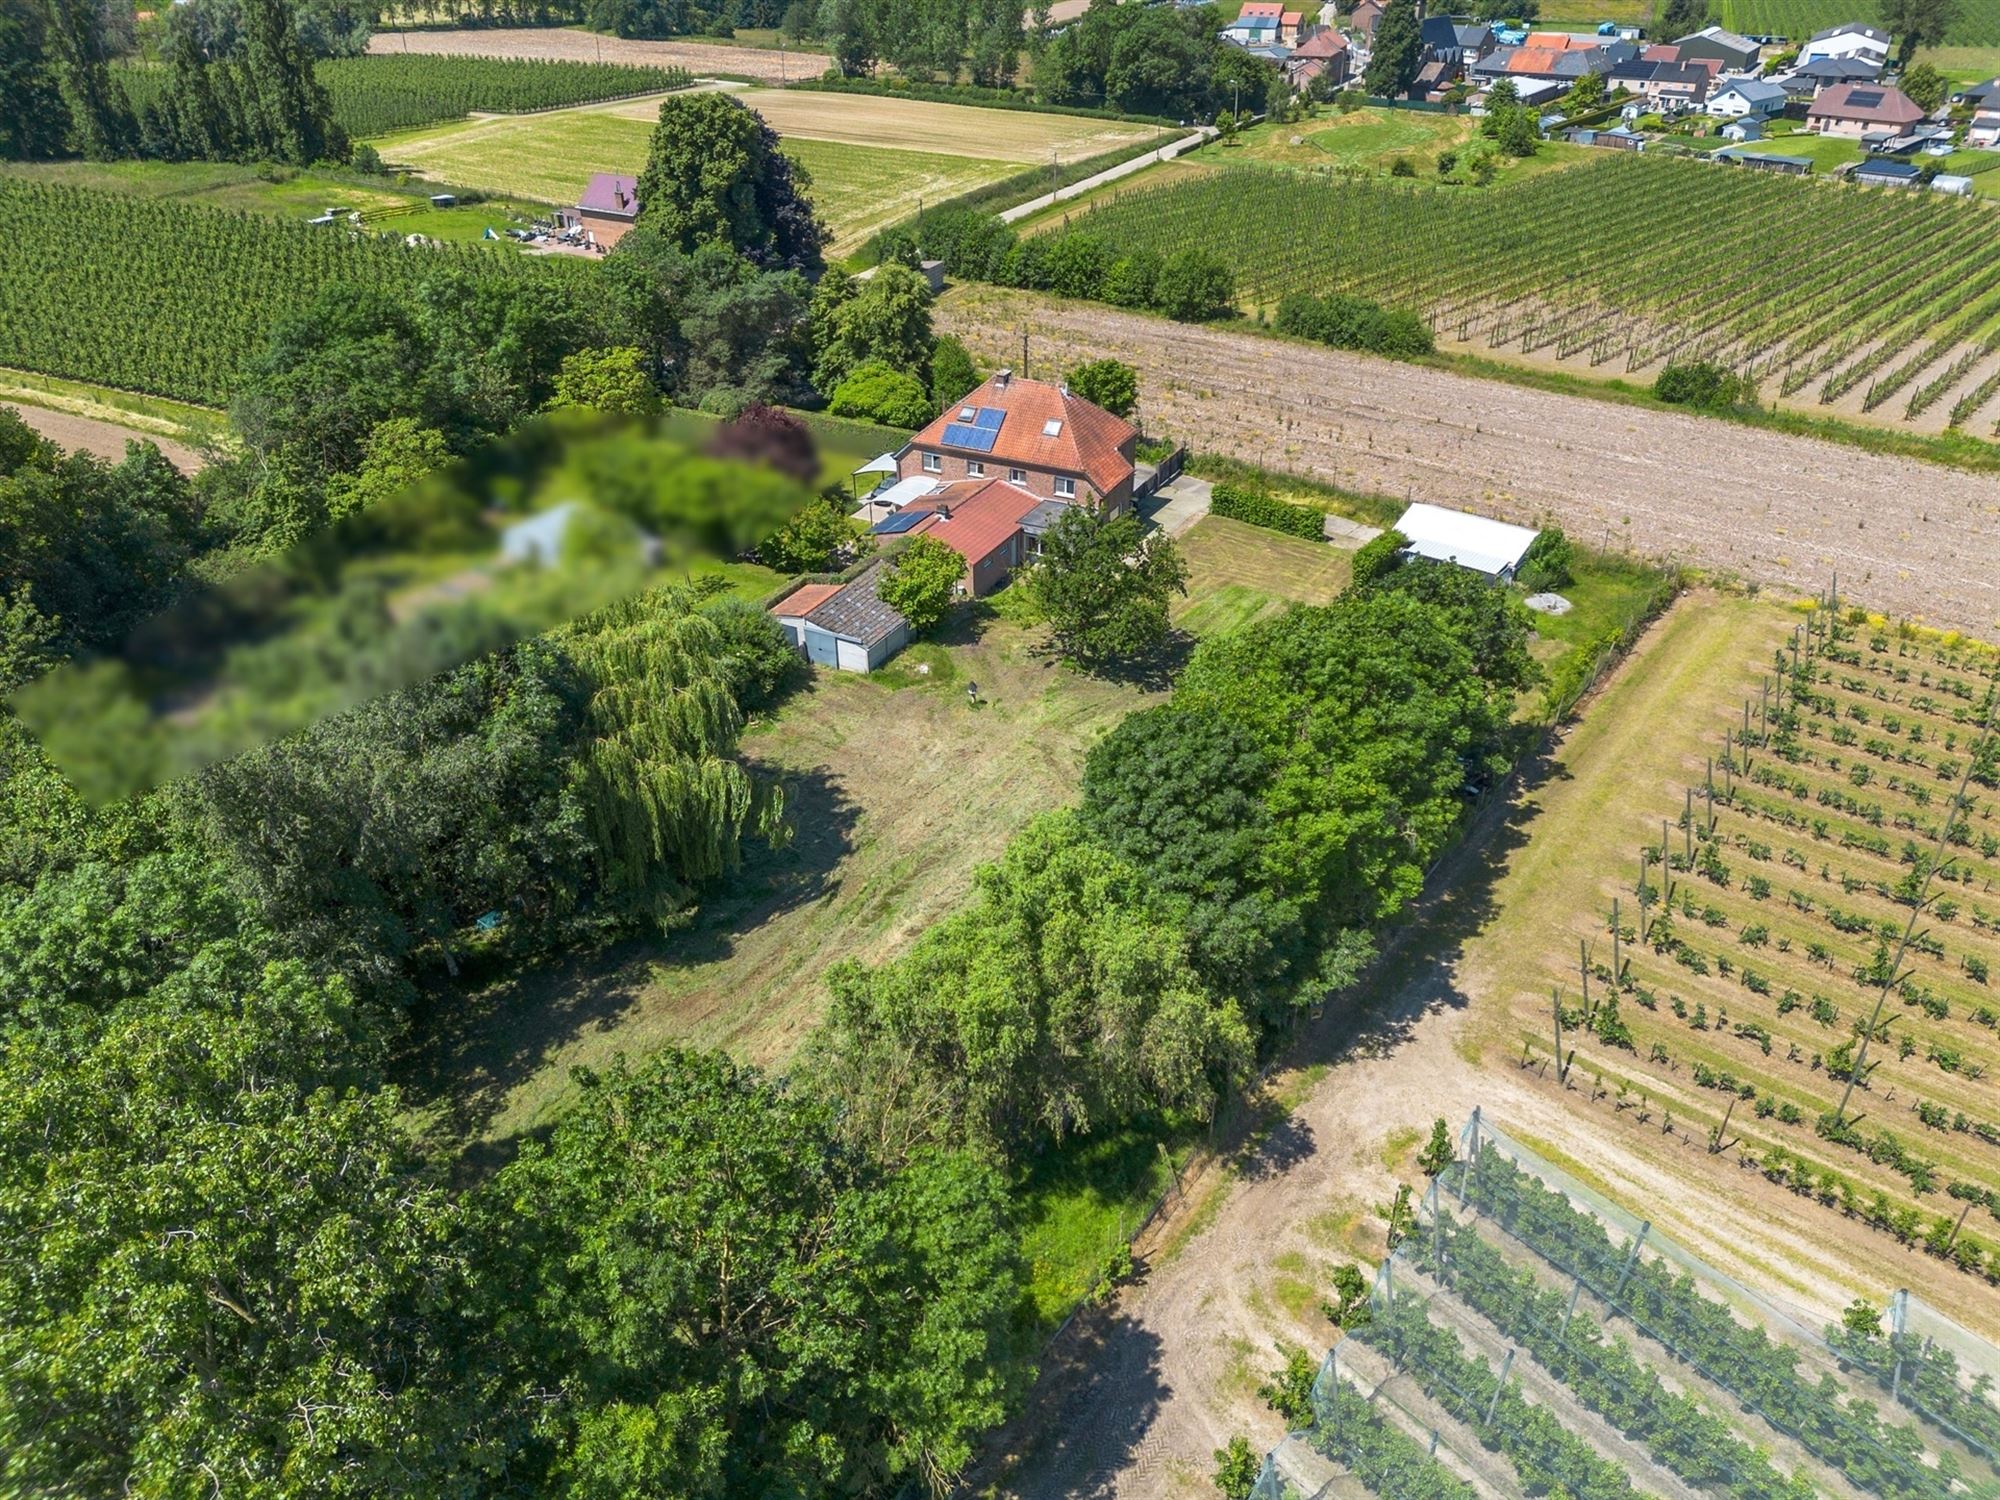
xmin=942 ymin=287 xmax=2000 ymax=635
xmin=364 ymin=26 xmax=829 ymax=82
xmin=7 ymin=403 xmax=207 ymax=472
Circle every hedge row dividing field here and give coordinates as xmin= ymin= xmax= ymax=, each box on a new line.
xmin=1059 ymin=155 xmax=2000 ymax=430
xmin=1531 ymin=601 xmax=2000 ymax=1287
xmin=116 ymin=55 xmax=694 ymax=140
xmin=0 ymin=180 xmax=577 ymax=406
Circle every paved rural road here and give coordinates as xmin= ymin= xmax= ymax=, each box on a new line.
xmin=943 ymin=291 xmax=2000 ymax=635
xmin=9 ymin=403 xmax=206 ymax=472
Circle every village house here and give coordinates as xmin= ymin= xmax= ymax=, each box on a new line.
xmin=1614 ymin=58 xmax=1715 ymax=109
xmin=1347 ymin=0 xmax=1383 ymax=39
xmin=1707 ymin=75 xmax=1788 ymax=118
xmin=560 ymin=172 xmax=641 ymax=251
xmin=1798 ymin=21 xmax=1891 ymax=67
xmin=1806 ymin=81 xmax=1926 ymax=136
xmin=1967 ymin=108 xmax=2000 ymax=148
xmin=1283 ymin=28 xmax=1352 ymax=87
xmin=897 ymin=370 xmax=1138 ymax=515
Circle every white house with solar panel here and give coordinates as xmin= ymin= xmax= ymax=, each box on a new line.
xmin=1393 ymin=504 xmax=1540 ymax=582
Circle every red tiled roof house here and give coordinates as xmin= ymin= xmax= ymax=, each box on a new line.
xmin=898 ymin=370 xmax=1138 ymax=516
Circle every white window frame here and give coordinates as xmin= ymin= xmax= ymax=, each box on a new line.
xmin=1053 ymin=476 xmax=1077 ymax=498
xmin=967 ymin=460 xmax=985 ymax=477
xmin=921 ymin=451 xmax=941 ymax=473
xmin=1009 ymin=467 xmax=1027 ymax=484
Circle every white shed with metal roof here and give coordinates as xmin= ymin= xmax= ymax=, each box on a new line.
xmin=1394 ymin=503 xmax=1540 ymax=580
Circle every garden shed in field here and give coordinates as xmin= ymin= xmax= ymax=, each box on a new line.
xmin=769 ymin=562 xmax=909 ymax=673
xmin=1394 ymin=503 xmax=1539 ymax=581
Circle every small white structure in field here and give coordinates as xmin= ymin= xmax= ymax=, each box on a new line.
xmin=1394 ymin=503 xmax=1540 ymax=581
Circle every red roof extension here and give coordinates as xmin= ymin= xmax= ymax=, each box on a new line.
xmin=908 ymin=373 xmax=1136 ymax=498
xmin=898 ymin=478 xmax=1045 ymax=568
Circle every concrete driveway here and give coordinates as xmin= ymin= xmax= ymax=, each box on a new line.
xmin=1136 ymin=476 xmax=1212 ymax=537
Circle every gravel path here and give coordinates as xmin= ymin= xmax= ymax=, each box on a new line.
xmin=365 ymin=27 xmax=830 ymax=82
xmin=8 ymin=403 xmax=206 ymax=472
xmin=941 ymin=290 xmax=2000 ymax=635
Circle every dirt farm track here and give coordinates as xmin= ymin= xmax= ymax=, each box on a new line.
xmin=944 ymin=289 xmax=2000 ymax=635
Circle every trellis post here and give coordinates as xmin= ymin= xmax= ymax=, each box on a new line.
xmin=1560 ymin=1275 xmax=1584 ymax=1335
xmin=1483 ymin=1349 xmax=1515 ymax=1429
xmin=1611 ymin=898 xmax=1622 ymax=987
xmin=1612 ymin=1221 xmax=1651 ymax=1305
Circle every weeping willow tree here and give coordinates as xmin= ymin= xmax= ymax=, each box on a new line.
xmin=561 ymin=587 xmax=784 ymax=928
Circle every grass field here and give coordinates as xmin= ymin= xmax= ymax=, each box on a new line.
xmin=371 ymin=86 xmax=1159 ymax=254
xmin=0 ymin=366 xmax=229 ymax=444
xmin=1171 ymin=514 xmax=1355 ymax=634
xmin=1204 ymin=108 xmax=1591 ymax=187
xmin=1722 ymin=0 xmax=2000 ymax=46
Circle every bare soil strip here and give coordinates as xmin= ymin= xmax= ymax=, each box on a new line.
xmin=940 ymin=288 xmax=2000 ymax=636
xmin=7 ymin=403 xmax=206 ymax=472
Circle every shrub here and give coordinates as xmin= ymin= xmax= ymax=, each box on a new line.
xmin=930 ymin=336 xmax=979 ymax=410
xmin=1102 ymin=249 xmax=1163 ymax=308
xmin=1350 ymin=528 xmax=1407 ymax=588
xmin=1654 ymin=360 xmax=1755 ymax=410
xmin=1390 ymin=155 xmax=1417 ymax=177
xmin=1274 ymin=291 xmax=1433 ymax=359
xmin=1152 ymin=249 xmax=1236 ymax=321
xmin=828 ymin=361 xmax=933 ymax=428
xmin=1516 ymin=526 xmax=1573 ymax=592
xmin=1211 ymin=481 xmax=1325 ymax=540
xmin=1064 ymin=357 xmax=1138 ymax=418
xmin=1043 ymin=233 xmax=1110 ymax=299
xmin=877 ymin=534 xmax=963 ymax=633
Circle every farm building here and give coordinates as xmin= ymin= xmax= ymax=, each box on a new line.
xmin=1798 ymin=20 xmax=1891 ymax=67
xmin=1707 ymin=76 xmax=1787 ymax=117
xmin=899 ymin=370 xmax=1138 ymax=515
xmin=1732 ymin=150 xmax=1813 ymax=173
xmin=1720 ymin=116 xmax=1764 ymax=140
xmin=769 ymin=564 xmax=909 ymax=673
xmin=1807 ymin=83 xmax=1924 ymax=136
xmin=1852 ymin=156 xmax=1922 ymax=186
xmin=1670 ymin=23 xmax=1759 ymax=72
xmin=562 ymin=172 xmax=641 ymax=250
xmin=1393 ymin=503 xmax=1539 ymax=580
xmin=1932 ymin=173 xmax=1974 ymax=195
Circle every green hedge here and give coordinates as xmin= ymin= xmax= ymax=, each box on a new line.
xmin=1210 ymin=481 xmax=1326 ymax=540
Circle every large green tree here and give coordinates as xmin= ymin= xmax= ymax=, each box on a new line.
xmin=37 ymin=0 xmax=136 ymax=158
xmin=0 ymin=0 xmax=67 ymax=159
xmin=1027 ymin=507 xmax=1186 ymax=667
xmin=810 ymin=262 xmax=936 ymax=394
xmin=809 ymin=810 xmax=1255 ymax=1159
xmin=1882 ymin=0 xmax=1958 ymax=64
xmin=634 ymin=92 xmax=826 ymax=275
xmin=480 ymin=1049 xmax=1023 ymax=1497
xmin=1363 ymin=0 xmax=1423 ymax=98
xmin=0 ymin=958 xmax=500 ymax=1498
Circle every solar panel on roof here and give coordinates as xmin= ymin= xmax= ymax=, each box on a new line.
xmin=973 ymin=407 xmax=1005 ymax=430
xmin=941 ymin=422 xmax=998 ymax=453
xmin=872 ymin=509 xmax=927 ymax=535
xmin=1848 ymin=89 xmax=1883 ymax=105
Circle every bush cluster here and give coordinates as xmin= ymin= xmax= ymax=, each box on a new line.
xmin=916 ymin=207 xmax=1235 ymax=322
xmin=1274 ymin=291 xmax=1434 ymax=359
xmin=1211 ymin=480 xmax=1326 ymax=540
xmin=1654 ymin=360 xmax=1756 ymax=409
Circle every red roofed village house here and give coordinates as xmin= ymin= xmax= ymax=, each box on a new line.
xmin=883 ymin=370 xmax=1139 ymax=597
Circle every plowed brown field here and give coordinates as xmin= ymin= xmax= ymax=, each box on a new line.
xmin=941 ymin=288 xmax=2000 ymax=635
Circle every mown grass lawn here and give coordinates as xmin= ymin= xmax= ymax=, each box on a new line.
xmin=1173 ymin=514 xmax=1356 ymax=634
